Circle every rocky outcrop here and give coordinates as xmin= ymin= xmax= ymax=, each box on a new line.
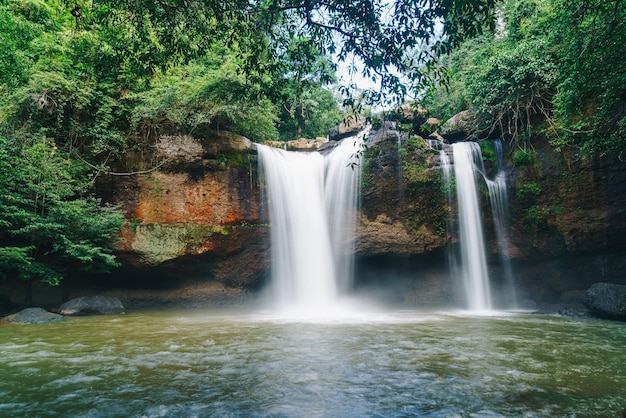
xmin=508 ymin=136 xmax=626 ymax=259
xmin=358 ymin=127 xmax=449 ymax=258
xmin=582 ymin=283 xmax=626 ymax=321
xmin=263 ymin=137 xmax=327 ymax=151
xmin=98 ymin=130 xmax=269 ymax=291
xmin=3 ymin=307 xmax=64 ymax=324
xmin=328 ymin=116 xmax=367 ymax=141
xmin=356 ymin=214 xmax=446 ymax=256
xmin=436 ymin=110 xmax=476 ymax=142
xmin=59 ymin=296 xmax=125 ymax=316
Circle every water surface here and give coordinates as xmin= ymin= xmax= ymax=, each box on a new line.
xmin=1 ymin=309 xmax=624 ymax=417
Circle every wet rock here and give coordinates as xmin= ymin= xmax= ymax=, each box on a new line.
xmin=3 ymin=307 xmax=64 ymax=324
xmin=263 ymin=137 xmax=327 ymax=151
xmin=582 ymin=283 xmax=626 ymax=321
xmin=59 ymin=296 xmax=125 ymax=316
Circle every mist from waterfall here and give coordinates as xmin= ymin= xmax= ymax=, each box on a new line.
xmin=257 ymin=134 xmax=364 ymax=315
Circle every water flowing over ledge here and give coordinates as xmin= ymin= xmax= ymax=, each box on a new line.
xmin=257 ymin=131 xmax=366 ymax=316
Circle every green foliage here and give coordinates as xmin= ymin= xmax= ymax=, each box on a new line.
xmin=512 ymin=148 xmax=532 ymax=166
xmin=479 ymin=141 xmax=495 ymax=162
xmin=516 ymin=181 xmax=542 ymax=200
xmin=522 ymin=205 xmax=549 ymax=233
xmin=420 ymin=0 xmax=626 ymax=158
xmin=93 ymin=0 xmax=499 ymax=106
xmin=548 ymin=0 xmax=626 ymax=158
xmin=0 ymin=134 xmax=125 ymax=289
xmin=128 ymin=59 xmax=280 ymax=142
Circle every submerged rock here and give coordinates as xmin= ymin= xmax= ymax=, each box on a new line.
xmin=59 ymin=296 xmax=125 ymax=316
xmin=582 ymin=283 xmax=626 ymax=321
xmin=3 ymin=307 xmax=64 ymax=324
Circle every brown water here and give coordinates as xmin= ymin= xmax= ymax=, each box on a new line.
xmin=1 ymin=309 xmax=624 ymax=417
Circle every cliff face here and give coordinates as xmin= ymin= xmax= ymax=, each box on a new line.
xmin=357 ymin=126 xmax=448 ymax=257
xmin=95 ymin=126 xmax=626 ymax=309
xmin=505 ymin=136 xmax=626 ymax=303
xmin=98 ymin=131 xmax=269 ymax=293
xmin=356 ymin=126 xmax=626 ymax=306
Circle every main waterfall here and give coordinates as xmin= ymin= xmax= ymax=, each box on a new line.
xmin=452 ymin=142 xmax=492 ymax=311
xmin=257 ymin=134 xmax=364 ymax=314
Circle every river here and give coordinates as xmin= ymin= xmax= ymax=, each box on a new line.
xmin=1 ymin=308 xmax=624 ymax=417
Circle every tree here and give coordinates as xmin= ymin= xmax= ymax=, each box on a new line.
xmin=419 ymin=0 xmax=626 ymax=158
xmin=0 ymin=135 xmax=124 ymax=304
xmin=94 ymin=0 xmax=499 ymax=105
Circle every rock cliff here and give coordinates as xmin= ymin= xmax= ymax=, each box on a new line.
xmin=86 ymin=124 xmax=626 ymax=310
xmin=95 ymin=130 xmax=269 ymax=300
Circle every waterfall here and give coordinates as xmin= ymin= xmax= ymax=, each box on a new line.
xmin=485 ymin=140 xmax=517 ymax=308
xmin=452 ymin=142 xmax=492 ymax=311
xmin=257 ymin=133 xmax=364 ymax=314
xmin=447 ymin=140 xmax=517 ymax=311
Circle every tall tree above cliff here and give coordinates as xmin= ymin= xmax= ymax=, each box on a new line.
xmin=94 ymin=0 xmax=498 ymax=103
xmin=419 ymin=0 xmax=626 ymax=158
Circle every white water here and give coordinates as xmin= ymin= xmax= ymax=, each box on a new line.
xmin=257 ymin=134 xmax=364 ymax=315
xmin=452 ymin=142 xmax=492 ymax=311
xmin=485 ymin=140 xmax=517 ymax=307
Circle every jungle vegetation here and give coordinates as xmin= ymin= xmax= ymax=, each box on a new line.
xmin=420 ymin=0 xmax=626 ymax=159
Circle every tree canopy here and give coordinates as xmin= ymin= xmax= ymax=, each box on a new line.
xmin=420 ymin=0 xmax=626 ymax=158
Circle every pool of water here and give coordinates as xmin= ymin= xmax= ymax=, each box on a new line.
xmin=1 ymin=308 xmax=624 ymax=417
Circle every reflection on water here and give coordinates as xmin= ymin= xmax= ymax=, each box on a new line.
xmin=1 ymin=309 xmax=625 ymax=417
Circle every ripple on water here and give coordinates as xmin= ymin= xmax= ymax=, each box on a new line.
xmin=0 ymin=309 xmax=624 ymax=417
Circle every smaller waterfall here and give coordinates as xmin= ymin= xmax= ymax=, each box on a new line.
xmin=452 ymin=142 xmax=492 ymax=311
xmin=445 ymin=140 xmax=517 ymax=311
xmin=257 ymin=133 xmax=365 ymax=314
xmin=485 ymin=140 xmax=517 ymax=308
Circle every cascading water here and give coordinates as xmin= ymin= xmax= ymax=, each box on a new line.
xmin=446 ymin=140 xmax=517 ymax=311
xmin=257 ymin=133 xmax=365 ymax=314
xmin=452 ymin=142 xmax=492 ymax=311
xmin=485 ymin=140 xmax=517 ymax=308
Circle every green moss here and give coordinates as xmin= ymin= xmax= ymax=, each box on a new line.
xmin=403 ymin=175 xmax=448 ymax=236
xmin=522 ymin=205 xmax=549 ymax=233
xmin=129 ymin=218 xmax=141 ymax=232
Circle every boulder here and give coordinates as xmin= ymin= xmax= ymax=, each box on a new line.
xmin=59 ymin=296 xmax=125 ymax=316
xmin=3 ymin=307 xmax=64 ymax=324
xmin=328 ymin=116 xmax=366 ymax=141
xmin=437 ymin=110 xmax=475 ymax=142
xmin=582 ymin=283 xmax=626 ymax=321
xmin=421 ymin=117 xmax=441 ymax=134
